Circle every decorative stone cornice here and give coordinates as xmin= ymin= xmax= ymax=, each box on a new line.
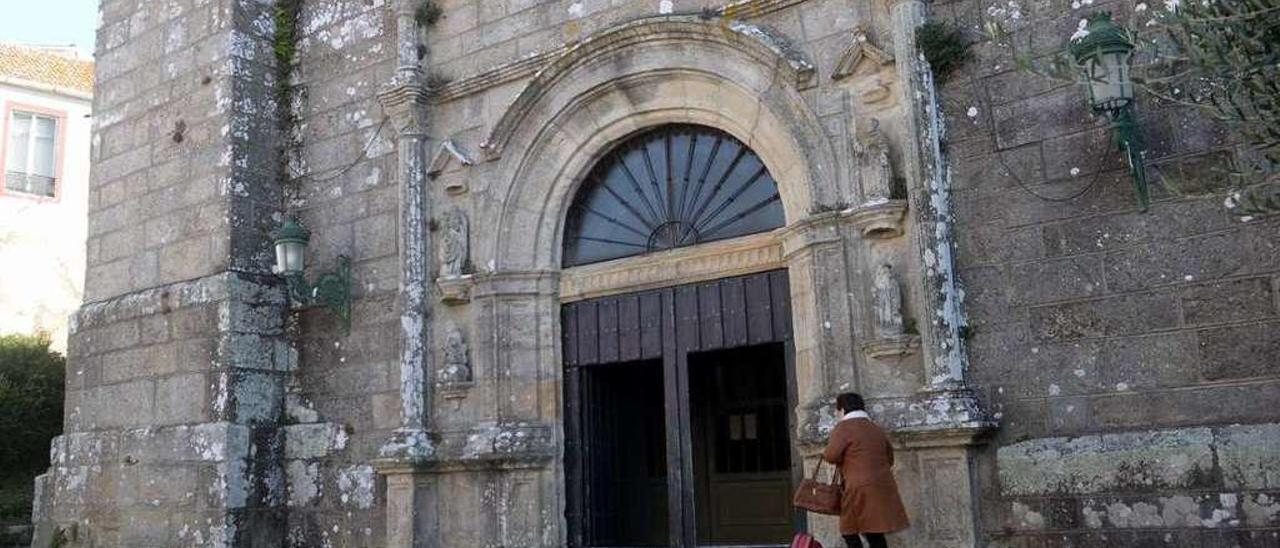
xmin=377 ymin=83 xmax=430 ymax=134
xmin=377 ymin=427 xmax=436 ymax=463
xmin=377 ymin=422 xmax=556 ymax=474
xmin=559 ymin=232 xmax=783 ymax=301
xmin=377 ymin=82 xmax=429 ymax=112
xmin=844 ymin=199 xmax=908 ymax=238
xmin=795 ymin=388 xmax=997 ymax=448
xmin=890 ymin=424 xmax=993 ymax=449
xmin=431 ymin=50 xmax=560 ymax=104
xmin=472 ymin=270 xmax=560 ymax=298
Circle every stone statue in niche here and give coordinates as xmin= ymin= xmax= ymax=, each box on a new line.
xmin=441 ymin=208 xmax=469 ymax=278
xmin=439 ymin=324 xmax=471 ymax=384
xmin=857 ymin=118 xmax=893 ymax=203
xmin=873 ymin=263 xmax=904 ymax=338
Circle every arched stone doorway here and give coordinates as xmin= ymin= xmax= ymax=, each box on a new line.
xmin=376 ymin=13 xmax=991 ymax=548
xmin=464 ymin=20 xmax=855 ymax=545
xmin=559 ymin=124 xmax=797 ymax=546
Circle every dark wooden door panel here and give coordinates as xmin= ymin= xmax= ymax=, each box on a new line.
xmin=562 ymin=269 xmax=796 ymax=548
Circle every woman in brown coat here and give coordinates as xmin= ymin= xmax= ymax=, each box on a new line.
xmin=821 ymin=392 xmax=910 ymax=548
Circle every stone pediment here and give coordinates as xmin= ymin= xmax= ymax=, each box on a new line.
xmin=427 ymin=139 xmax=474 ymax=180
xmin=477 ymin=15 xmax=816 ymax=160
xmin=831 ymin=27 xmax=894 ymax=81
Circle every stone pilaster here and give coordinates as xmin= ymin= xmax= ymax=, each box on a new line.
xmin=883 ymin=1 xmax=996 ymax=546
xmin=779 ymin=213 xmax=865 ymax=440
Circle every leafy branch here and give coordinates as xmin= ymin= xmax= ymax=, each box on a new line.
xmin=978 ymin=0 xmax=1280 ymax=216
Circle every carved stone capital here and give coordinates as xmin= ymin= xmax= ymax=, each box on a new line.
xmin=844 ymin=199 xmax=908 ymax=238
xmin=436 ymin=275 xmax=475 ymax=304
xmin=377 ymin=83 xmax=430 ymax=132
xmin=779 ymin=212 xmax=846 ymax=259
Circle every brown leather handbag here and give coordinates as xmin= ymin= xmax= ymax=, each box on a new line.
xmin=792 ymin=460 xmax=842 ymax=515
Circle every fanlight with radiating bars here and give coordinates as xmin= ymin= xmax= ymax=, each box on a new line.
xmin=562 ymin=125 xmax=785 ymax=267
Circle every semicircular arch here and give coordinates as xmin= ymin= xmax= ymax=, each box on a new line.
xmin=485 ymin=19 xmax=838 ymax=272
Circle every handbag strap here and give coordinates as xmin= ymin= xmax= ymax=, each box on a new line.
xmin=810 ymin=459 xmax=844 ymax=486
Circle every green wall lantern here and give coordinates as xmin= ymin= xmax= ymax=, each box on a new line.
xmin=1070 ymin=12 xmax=1150 ymax=212
xmin=271 ymin=217 xmax=352 ymax=331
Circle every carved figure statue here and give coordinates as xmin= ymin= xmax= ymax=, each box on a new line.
xmin=857 ymin=118 xmax=894 ymax=203
xmin=441 ymin=208 xmax=469 ymax=278
xmin=440 ymin=324 xmax=471 ymax=383
xmin=873 ymin=264 xmax=904 ymax=338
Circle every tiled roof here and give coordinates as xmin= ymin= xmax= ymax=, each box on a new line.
xmin=0 ymin=44 xmax=94 ymax=95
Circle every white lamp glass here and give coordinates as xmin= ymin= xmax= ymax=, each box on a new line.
xmin=286 ymin=241 xmax=306 ymax=273
xmin=1087 ymin=50 xmax=1134 ymax=111
xmin=276 ymin=240 xmax=307 ymax=274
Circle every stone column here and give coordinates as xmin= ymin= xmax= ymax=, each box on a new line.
xmin=374 ymin=2 xmax=436 ymax=547
xmin=377 ymin=0 xmax=434 ymax=462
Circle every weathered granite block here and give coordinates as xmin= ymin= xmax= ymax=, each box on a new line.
xmin=1198 ymin=322 xmax=1280 ymax=381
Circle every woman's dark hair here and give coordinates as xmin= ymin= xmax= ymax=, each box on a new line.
xmin=836 ymin=392 xmax=865 ymax=412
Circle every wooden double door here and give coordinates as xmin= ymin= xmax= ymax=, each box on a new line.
xmin=563 ymin=270 xmax=802 ymax=547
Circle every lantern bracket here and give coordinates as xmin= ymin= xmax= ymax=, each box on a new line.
xmin=282 ymin=256 xmax=352 ymax=333
xmin=271 ymin=217 xmax=353 ymax=333
xmin=1070 ymin=12 xmax=1149 ymax=212
xmin=1109 ymin=104 xmax=1151 ymax=212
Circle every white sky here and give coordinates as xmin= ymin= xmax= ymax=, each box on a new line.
xmin=0 ymin=0 xmax=98 ymax=57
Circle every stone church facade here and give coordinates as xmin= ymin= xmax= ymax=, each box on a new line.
xmin=30 ymin=0 xmax=1279 ymax=547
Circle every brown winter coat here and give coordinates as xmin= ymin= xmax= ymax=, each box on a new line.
xmin=821 ymin=416 xmax=910 ymax=535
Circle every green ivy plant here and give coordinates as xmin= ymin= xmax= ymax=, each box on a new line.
xmin=415 ymin=0 xmax=443 ymax=27
xmin=273 ymin=0 xmax=303 ymax=187
xmin=916 ymin=20 xmax=973 ymax=86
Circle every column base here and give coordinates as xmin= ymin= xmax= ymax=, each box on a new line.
xmin=377 ymin=427 xmax=436 ymax=461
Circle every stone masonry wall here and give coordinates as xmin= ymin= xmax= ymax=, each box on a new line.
xmin=935 ymin=0 xmax=1280 ymax=545
xmin=41 ymin=0 xmax=1280 ymax=546
xmin=34 ymin=0 xmax=293 ymax=545
xmin=279 ymin=1 xmax=400 ymax=546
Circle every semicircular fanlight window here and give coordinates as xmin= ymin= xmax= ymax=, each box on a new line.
xmin=563 ymin=125 xmax=785 ymax=267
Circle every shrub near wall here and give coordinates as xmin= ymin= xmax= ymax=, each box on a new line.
xmin=0 ymin=334 xmax=64 ymax=525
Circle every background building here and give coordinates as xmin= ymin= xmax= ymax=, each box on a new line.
xmin=29 ymin=0 xmax=1280 ymax=547
xmin=0 ymin=43 xmax=93 ymax=352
